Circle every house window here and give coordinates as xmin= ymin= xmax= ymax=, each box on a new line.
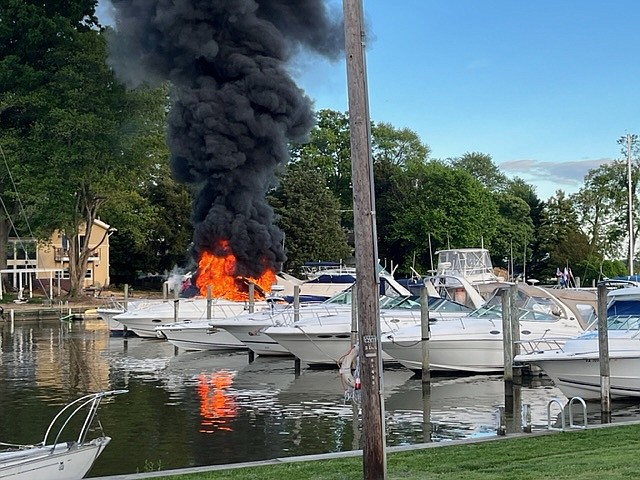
xmin=7 ymin=241 xmax=36 ymax=260
xmin=55 ymin=270 xmax=70 ymax=279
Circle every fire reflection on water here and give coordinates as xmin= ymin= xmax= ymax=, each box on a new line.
xmin=197 ymin=370 xmax=237 ymax=433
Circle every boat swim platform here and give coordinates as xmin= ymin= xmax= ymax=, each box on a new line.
xmin=90 ymin=418 xmax=640 ymax=480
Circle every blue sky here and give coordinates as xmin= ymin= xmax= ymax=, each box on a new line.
xmin=98 ymin=1 xmax=640 ymax=200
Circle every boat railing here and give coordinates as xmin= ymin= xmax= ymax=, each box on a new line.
xmin=269 ymin=303 xmax=349 ymax=327
xmin=99 ymin=296 xmax=126 ymax=311
xmin=42 ymin=390 xmax=128 ymax=448
xmin=516 ymin=337 xmax=566 ymax=355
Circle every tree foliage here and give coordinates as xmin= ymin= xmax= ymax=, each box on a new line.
xmin=378 ymin=159 xmax=499 ymax=275
xmin=270 ymin=160 xmax=351 ymax=275
xmin=449 ymin=152 xmax=508 ymax=191
xmin=535 ymin=190 xmax=593 ymax=280
xmin=0 ymin=2 xmax=168 ymax=296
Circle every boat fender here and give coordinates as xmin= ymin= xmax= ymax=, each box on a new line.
xmin=338 ymin=344 xmax=359 ymax=388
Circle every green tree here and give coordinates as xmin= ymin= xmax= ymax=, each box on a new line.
xmin=448 ymin=152 xmax=508 ymax=191
xmin=0 ymin=0 xmax=100 ymax=276
xmin=536 ymin=190 xmax=593 ymax=280
xmin=490 ymin=192 xmax=534 ymax=276
xmin=372 ymin=123 xmax=430 ymax=271
xmin=290 ymin=109 xmax=352 ymax=212
xmin=271 ymin=160 xmax=351 ymax=275
xmin=371 ymin=122 xmax=430 ymax=167
xmin=379 ymin=160 xmax=499 ymax=275
xmin=499 ymin=178 xmax=544 ymax=278
xmin=0 ymin=3 xmax=168 ymax=297
xmin=573 ymin=160 xmax=630 ymax=259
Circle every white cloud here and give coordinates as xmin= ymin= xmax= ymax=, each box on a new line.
xmin=499 ymin=157 xmax=615 ymax=199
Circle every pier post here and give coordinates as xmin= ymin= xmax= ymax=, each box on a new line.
xmin=502 ymin=290 xmax=513 ymax=383
xmin=502 ymin=286 xmax=516 ymax=433
xmin=497 ymin=406 xmax=506 ymax=436
xmin=522 ymin=403 xmax=532 ymax=433
xmin=597 ymin=282 xmax=611 ymax=422
xmin=207 ymin=285 xmax=212 ymax=319
xmin=420 ymin=285 xmax=430 ymax=383
xmin=173 ymin=290 xmax=180 ymax=355
xmin=249 ymin=284 xmax=255 ymax=314
xmin=294 ymin=285 xmax=300 ymax=322
xmin=294 ymin=357 xmax=301 ymax=377
xmin=509 ymin=285 xmax=521 ymax=383
xmin=123 ymin=284 xmax=129 ymax=337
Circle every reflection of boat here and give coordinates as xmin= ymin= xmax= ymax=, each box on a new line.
xmin=383 ymin=284 xmax=596 ymax=373
xmin=515 ymin=286 xmax=640 ymax=400
xmin=384 ymin=373 xmax=564 ymax=440
xmin=0 ymin=390 xmax=126 ymax=480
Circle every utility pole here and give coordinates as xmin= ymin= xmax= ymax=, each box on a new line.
xmin=343 ymin=0 xmax=386 ymax=478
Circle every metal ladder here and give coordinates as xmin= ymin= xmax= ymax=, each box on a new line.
xmin=547 ymin=397 xmax=588 ymax=430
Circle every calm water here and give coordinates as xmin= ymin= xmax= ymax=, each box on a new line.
xmin=1 ymin=317 xmax=639 ymax=477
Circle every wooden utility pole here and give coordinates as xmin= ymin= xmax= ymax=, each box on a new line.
xmin=343 ymin=0 xmax=387 ymax=478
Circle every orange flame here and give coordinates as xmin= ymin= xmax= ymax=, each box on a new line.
xmin=196 ymin=240 xmax=276 ymax=301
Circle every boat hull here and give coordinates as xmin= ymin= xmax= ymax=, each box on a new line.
xmin=382 ymin=338 xmax=504 ymax=373
xmin=265 ymin=328 xmax=396 ymax=366
xmin=114 ymin=300 xmax=260 ymax=339
xmin=156 ymin=322 xmax=246 ymax=351
xmin=528 ymin=355 xmax=640 ymax=400
xmin=217 ymin=324 xmax=291 ymax=356
xmin=0 ymin=437 xmax=110 ymax=480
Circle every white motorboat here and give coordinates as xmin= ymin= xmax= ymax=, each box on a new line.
xmin=263 ymin=295 xmax=474 ymax=366
xmin=212 ymin=291 xmax=354 ymax=356
xmin=113 ymin=297 xmax=269 ymax=338
xmin=215 ymin=270 xmax=422 ymax=358
xmin=0 ymin=390 xmax=127 ymax=480
xmin=117 ymin=267 xmax=357 ymax=339
xmin=154 ymin=268 xmax=359 ymax=350
xmin=155 ymin=319 xmax=247 ymax=351
xmin=514 ymin=286 xmax=640 ymax=400
xmin=382 ymin=284 xmax=596 ymax=373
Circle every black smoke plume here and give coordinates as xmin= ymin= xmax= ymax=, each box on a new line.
xmin=106 ymin=0 xmax=343 ymax=278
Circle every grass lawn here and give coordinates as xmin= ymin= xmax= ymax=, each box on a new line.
xmin=143 ymin=423 xmax=640 ymax=480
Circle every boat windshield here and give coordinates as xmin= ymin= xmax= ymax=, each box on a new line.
xmin=606 ymin=316 xmax=640 ymax=330
xmin=468 ymin=304 xmax=558 ymax=322
xmin=605 ymin=300 xmax=640 ymax=330
xmin=378 ymin=295 xmax=473 ymax=313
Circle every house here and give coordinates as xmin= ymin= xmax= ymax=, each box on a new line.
xmin=5 ymin=219 xmax=112 ymax=296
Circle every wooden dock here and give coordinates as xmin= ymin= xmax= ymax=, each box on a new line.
xmin=1 ymin=301 xmax=100 ymax=321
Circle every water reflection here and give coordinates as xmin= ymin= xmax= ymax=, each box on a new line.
xmin=196 ymin=371 xmax=237 ymax=433
xmin=1 ymin=317 xmax=639 ymax=478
